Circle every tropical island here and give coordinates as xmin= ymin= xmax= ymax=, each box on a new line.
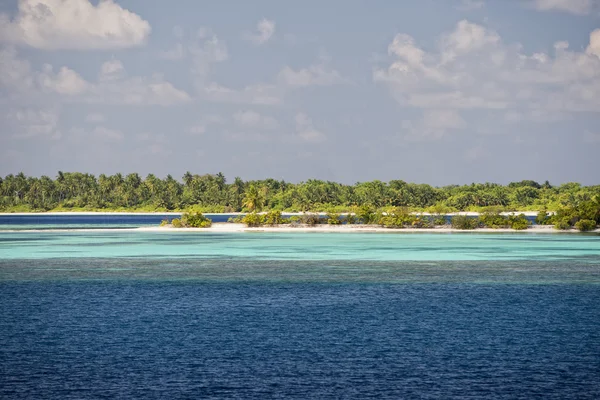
xmin=3 ymin=171 xmax=597 ymax=232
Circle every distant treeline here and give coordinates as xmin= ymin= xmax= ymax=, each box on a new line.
xmin=1 ymin=171 xmax=599 ymax=213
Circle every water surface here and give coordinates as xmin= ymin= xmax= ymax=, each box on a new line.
xmin=1 ymin=229 xmax=599 ymax=398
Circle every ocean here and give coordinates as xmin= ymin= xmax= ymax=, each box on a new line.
xmin=1 ymin=217 xmax=599 ymax=398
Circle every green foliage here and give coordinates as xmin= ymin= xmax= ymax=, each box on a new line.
xmin=171 ymin=218 xmax=182 ymax=228
xmin=241 ymin=212 xmax=265 ymax=227
xmin=536 ymin=210 xmax=550 ymax=225
xmin=356 ymin=205 xmax=377 ymax=224
xmin=575 ymin=219 xmax=597 ymax=232
xmin=160 ymin=218 xmax=170 ymax=226
xmin=433 ymin=215 xmax=447 ymax=226
xmin=264 ymin=210 xmax=285 ymax=226
xmin=554 ymin=218 xmax=572 ymax=230
xmin=451 ymin=215 xmax=480 ymax=230
xmin=2 ymin=172 xmax=599 ymax=219
xmin=344 ymin=213 xmax=358 ymax=225
xmin=243 ymin=184 xmax=267 ymax=212
xmin=508 ymin=214 xmax=530 ymax=230
xmin=228 ymin=215 xmax=244 ymax=223
xmin=301 ymin=213 xmax=321 ymax=225
xmin=326 ymin=210 xmax=342 ymax=225
xmin=479 ymin=211 xmax=509 ymax=229
xmin=181 ymin=209 xmax=212 ymax=228
xmin=378 ymin=207 xmax=413 ymax=228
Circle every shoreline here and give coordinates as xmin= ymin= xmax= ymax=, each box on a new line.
xmin=142 ymin=224 xmax=597 ymax=234
xmin=2 ymin=223 xmax=596 ymax=234
xmin=0 ymin=211 xmax=543 ymax=216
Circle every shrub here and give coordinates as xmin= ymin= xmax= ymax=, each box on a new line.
xmin=182 ymin=210 xmax=212 ymax=228
xmin=326 ymin=211 xmax=342 ymax=225
xmin=536 ymin=210 xmax=550 ymax=225
xmin=301 ymin=213 xmax=321 ymax=225
xmin=411 ymin=217 xmax=432 ymax=228
xmin=171 ymin=218 xmax=182 ymax=228
xmin=480 ymin=211 xmax=509 ymax=228
xmin=160 ymin=218 xmax=170 ymax=226
xmin=575 ymin=219 xmax=597 ymax=232
xmin=451 ymin=215 xmax=479 ymax=230
xmin=433 ymin=215 xmax=447 ymax=226
xmin=242 ymin=212 xmax=264 ymax=227
xmin=264 ymin=210 xmax=284 ymax=226
xmin=344 ymin=214 xmax=357 ymax=224
xmin=228 ymin=215 xmax=244 ymax=223
xmin=554 ymin=218 xmax=572 ymax=230
xmin=356 ymin=205 xmax=376 ymax=224
xmin=288 ymin=215 xmax=301 ymax=224
xmin=508 ymin=214 xmax=530 ymax=230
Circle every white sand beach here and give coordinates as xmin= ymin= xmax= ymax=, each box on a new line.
xmin=137 ymin=223 xmax=596 ymax=234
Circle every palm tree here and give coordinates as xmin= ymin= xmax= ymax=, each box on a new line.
xmin=243 ymin=184 xmax=267 ymax=212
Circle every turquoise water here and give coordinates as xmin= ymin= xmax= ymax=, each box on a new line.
xmin=1 ymin=229 xmax=600 ymax=398
xmin=1 ymin=231 xmax=599 ymax=262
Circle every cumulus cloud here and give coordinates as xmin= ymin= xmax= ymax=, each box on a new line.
xmin=530 ymin=0 xmax=598 ymax=15
xmin=0 ymin=0 xmax=151 ymax=50
xmin=0 ymin=49 xmax=190 ymax=106
xmin=243 ymin=18 xmax=275 ymax=45
xmin=295 ymin=112 xmax=325 ymax=143
xmin=38 ymin=64 xmax=88 ymax=95
xmin=375 ymin=20 xmax=600 ymax=117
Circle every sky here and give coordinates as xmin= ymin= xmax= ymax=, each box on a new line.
xmin=0 ymin=0 xmax=599 ymax=185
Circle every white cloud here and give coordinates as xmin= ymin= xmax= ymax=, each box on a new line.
xmin=5 ymin=108 xmax=61 ymax=139
xmin=233 ymin=110 xmax=278 ymax=129
xmin=401 ymin=109 xmax=465 ymax=142
xmin=375 ymin=20 xmax=600 ymax=117
xmin=295 ymin=112 xmax=326 ymax=143
xmin=99 ymin=60 xmax=125 ymax=81
xmin=531 ymin=0 xmax=598 ymax=15
xmin=278 ymin=63 xmax=347 ymax=87
xmin=0 ymin=46 xmax=35 ymax=93
xmin=38 ymin=64 xmax=88 ymax=95
xmin=0 ymin=0 xmax=151 ymax=50
xmin=189 ymin=34 xmax=229 ymax=89
xmin=243 ymin=18 xmax=275 ymax=45
xmin=587 ymin=29 xmax=600 ymax=58
xmin=0 ymin=50 xmax=190 ymax=106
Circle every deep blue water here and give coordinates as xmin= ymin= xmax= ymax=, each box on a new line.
xmin=2 ymin=278 xmax=599 ymax=399
xmin=0 ymin=213 xmax=538 ymax=229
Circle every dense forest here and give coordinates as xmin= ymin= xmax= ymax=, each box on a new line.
xmin=1 ymin=172 xmax=599 ymax=214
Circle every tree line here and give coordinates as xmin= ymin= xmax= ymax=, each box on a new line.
xmin=1 ymin=171 xmax=599 ymax=214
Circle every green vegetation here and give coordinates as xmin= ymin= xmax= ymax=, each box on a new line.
xmin=171 ymin=218 xmax=183 ymax=228
xmin=1 ymin=172 xmax=598 ymax=232
xmin=451 ymin=215 xmax=480 ymax=230
xmin=479 ymin=210 xmax=509 ymax=229
xmin=508 ymin=214 xmax=530 ymax=230
xmin=181 ymin=208 xmax=212 ymax=228
xmin=575 ymin=220 xmax=597 ymax=232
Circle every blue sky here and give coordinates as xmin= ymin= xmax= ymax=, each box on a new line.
xmin=1 ymin=0 xmax=599 ymax=185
